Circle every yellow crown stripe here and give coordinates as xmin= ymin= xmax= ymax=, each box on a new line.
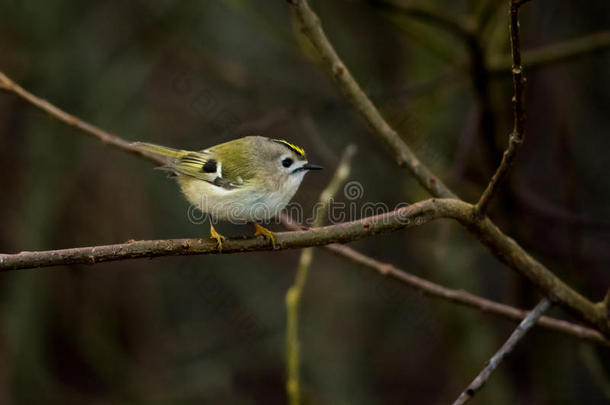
xmin=273 ymin=139 xmax=305 ymax=156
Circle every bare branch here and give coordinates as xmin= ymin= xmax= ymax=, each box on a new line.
xmin=0 ymin=198 xmax=467 ymax=270
xmin=285 ymin=0 xmax=609 ymax=335
xmin=452 ymin=298 xmax=552 ymax=405
xmin=476 ymin=1 xmax=526 ymax=214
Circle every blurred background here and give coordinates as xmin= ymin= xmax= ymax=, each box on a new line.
xmin=0 ymin=0 xmax=609 ymax=403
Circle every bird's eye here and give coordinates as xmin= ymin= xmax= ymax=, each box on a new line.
xmin=282 ymin=158 xmax=293 ymax=168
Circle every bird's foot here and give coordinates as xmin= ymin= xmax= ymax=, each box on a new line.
xmin=254 ymin=224 xmax=277 ymax=249
xmin=209 ymin=222 xmax=226 ymax=252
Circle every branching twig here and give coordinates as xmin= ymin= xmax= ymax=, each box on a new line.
xmin=476 ymin=1 xmax=526 ymax=214
xmin=286 ymin=145 xmax=356 ymax=405
xmin=285 ymin=0 xmax=609 ymax=335
xmin=452 ymin=298 xmax=552 ymax=405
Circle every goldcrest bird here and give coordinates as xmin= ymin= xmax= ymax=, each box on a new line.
xmin=132 ymin=136 xmax=322 ymax=250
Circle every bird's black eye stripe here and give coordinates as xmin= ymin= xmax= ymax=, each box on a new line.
xmin=282 ymin=158 xmax=293 ymax=168
xmin=202 ymin=159 xmax=217 ymax=173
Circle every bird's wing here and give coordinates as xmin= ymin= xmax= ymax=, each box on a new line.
xmin=132 ymin=142 xmax=241 ymax=189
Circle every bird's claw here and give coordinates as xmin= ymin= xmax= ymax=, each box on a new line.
xmin=209 ymin=223 xmax=226 ymax=252
xmin=254 ymin=224 xmax=277 ymax=249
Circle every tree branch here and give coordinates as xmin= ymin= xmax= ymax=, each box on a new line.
xmin=0 ymin=198 xmax=467 ymax=270
xmin=2 ymin=193 xmax=606 ymax=335
xmin=452 ymin=298 xmax=552 ymax=405
xmin=0 ymin=1 xmax=605 ymax=336
xmin=476 ymin=1 xmax=525 ymax=214
xmin=285 ymin=0 xmax=609 ymax=335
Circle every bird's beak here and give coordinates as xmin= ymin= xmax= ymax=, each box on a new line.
xmin=302 ymin=163 xmax=323 ymax=171
xmin=292 ymin=163 xmax=323 ymax=174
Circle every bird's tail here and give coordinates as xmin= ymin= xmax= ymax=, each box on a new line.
xmin=131 ymin=142 xmax=186 ymax=160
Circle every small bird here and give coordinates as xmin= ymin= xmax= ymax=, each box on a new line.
xmin=132 ymin=136 xmax=322 ymax=250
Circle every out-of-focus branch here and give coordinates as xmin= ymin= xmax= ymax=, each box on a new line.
xmin=515 ymin=185 xmax=610 ymax=231
xmin=452 ymin=298 xmax=552 ymax=405
xmin=489 ymin=31 xmax=610 ymax=73
xmin=0 ymin=71 xmax=165 ymax=166
xmin=476 ymin=1 xmax=526 ymax=214
xmin=368 ymin=0 xmax=476 ymax=41
xmin=288 ymin=0 xmax=457 ymax=199
xmin=286 ymin=145 xmax=356 ymax=405
xmin=369 ymin=0 xmax=499 ymax=169
xmin=473 ymin=0 xmax=505 ymax=33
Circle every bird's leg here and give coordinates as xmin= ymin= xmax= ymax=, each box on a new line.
xmin=254 ymin=223 xmax=277 ymax=249
xmin=208 ymin=217 xmax=226 ymax=251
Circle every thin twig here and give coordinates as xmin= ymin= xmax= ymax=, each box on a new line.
xmin=476 ymin=0 xmax=526 ymax=214
xmin=452 ymin=298 xmax=552 ymax=405
xmin=286 ymin=145 xmax=357 ymax=405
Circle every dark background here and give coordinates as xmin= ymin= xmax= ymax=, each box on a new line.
xmin=0 ymin=0 xmax=609 ymax=403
